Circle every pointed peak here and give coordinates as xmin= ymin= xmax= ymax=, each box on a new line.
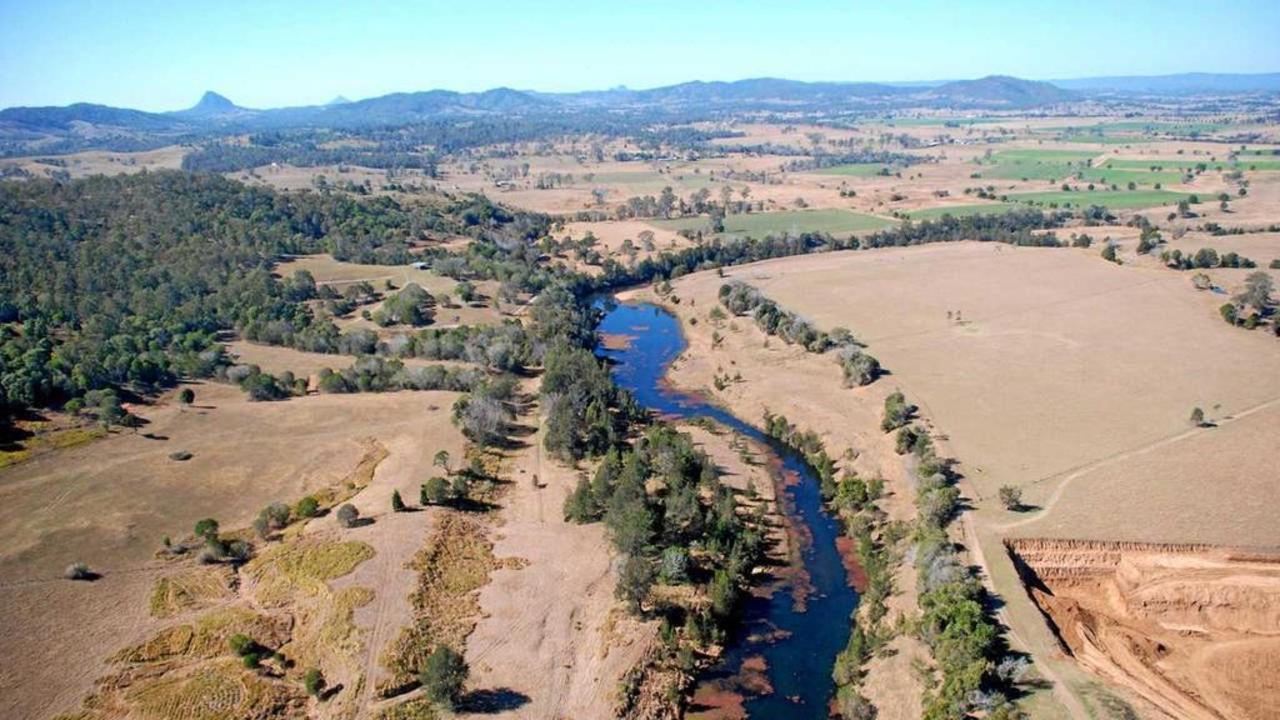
xmin=191 ymin=91 xmax=236 ymax=113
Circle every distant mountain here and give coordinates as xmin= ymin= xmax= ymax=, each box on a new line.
xmin=627 ymin=77 xmax=909 ymax=106
xmin=0 ymin=102 xmax=187 ymax=133
xmin=3 ymin=72 xmax=1275 ymax=155
xmin=928 ymin=76 xmax=1075 ymax=107
xmin=1052 ymin=72 xmax=1280 ymax=95
xmin=170 ymin=91 xmax=255 ymax=121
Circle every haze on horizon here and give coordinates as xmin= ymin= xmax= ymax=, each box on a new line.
xmin=2 ymin=0 xmax=1279 ymax=112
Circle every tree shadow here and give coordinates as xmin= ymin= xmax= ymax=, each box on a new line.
xmin=458 ymin=688 xmax=531 ymax=713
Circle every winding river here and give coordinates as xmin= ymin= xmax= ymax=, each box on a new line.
xmin=596 ymin=299 xmax=857 ymax=718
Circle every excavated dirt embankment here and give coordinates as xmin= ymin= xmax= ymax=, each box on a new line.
xmin=1007 ymin=538 xmax=1280 ymax=720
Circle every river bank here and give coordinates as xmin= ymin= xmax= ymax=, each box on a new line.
xmin=612 ymin=286 xmax=934 ymax=719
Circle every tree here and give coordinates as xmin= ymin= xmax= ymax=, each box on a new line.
xmin=336 ymin=504 xmax=360 ymax=528
xmin=616 ymin=555 xmax=655 ymax=614
xmin=1101 ymin=243 xmax=1118 ymax=264
xmin=433 ymin=450 xmax=451 ymax=474
xmin=1189 ymin=407 xmax=1205 ymax=427
xmin=423 ymin=476 xmax=449 ymax=505
xmin=178 ymin=388 xmax=195 ymax=406
xmin=419 ymin=645 xmax=468 ymax=708
xmin=450 ymin=473 xmax=469 ymax=502
xmin=998 ymin=485 xmax=1022 ymax=511
xmin=1235 ymin=271 xmax=1274 ymax=312
xmin=1220 ymin=303 xmax=1239 ymax=326
xmin=65 ymin=562 xmax=93 ymax=580
xmin=296 ymin=496 xmax=320 ymax=518
xmin=391 ymin=489 xmax=406 ymax=512
xmin=304 ymin=668 xmax=326 ymax=699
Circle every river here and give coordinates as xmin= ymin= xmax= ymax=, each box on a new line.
xmin=596 ymin=299 xmax=858 ymax=718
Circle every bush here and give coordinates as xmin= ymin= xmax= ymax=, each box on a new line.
xmin=194 ymin=518 xmax=220 ymax=540
xmin=997 ymin=485 xmax=1022 ymax=511
xmin=882 ymin=391 xmax=911 ymax=432
xmin=169 ymin=450 xmax=194 ymax=461
xmin=65 ymin=562 xmax=93 ymax=580
xmin=304 ymin=667 xmax=326 ymax=698
xmin=296 ymin=496 xmax=320 ymax=518
xmin=336 ymin=504 xmax=360 ymax=528
xmin=419 ymin=645 xmax=468 ymax=708
xmin=391 ymin=489 xmax=406 ymax=512
xmin=228 ymin=633 xmax=257 ymax=656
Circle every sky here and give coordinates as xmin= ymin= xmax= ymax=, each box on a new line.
xmin=2 ymin=0 xmax=1279 ymax=111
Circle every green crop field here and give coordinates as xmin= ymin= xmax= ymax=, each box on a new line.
xmin=905 ymin=203 xmax=1022 ymax=220
xmin=814 ymin=163 xmax=892 ymax=177
xmin=1076 ymin=167 xmax=1187 ymax=186
xmin=1057 ymin=133 xmax=1156 ymax=145
xmin=1102 ymin=158 xmax=1280 ymax=172
xmin=1007 ymin=189 xmax=1193 ymax=209
xmin=651 ymin=209 xmax=897 ymax=237
xmin=976 ymin=149 xmax=1102 ymax=180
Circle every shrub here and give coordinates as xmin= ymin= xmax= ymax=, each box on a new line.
xmin=882 ymin=391 xmax=911 ymax=432
xmin=391 ymin=489 xmax=406 ymax=512
xmin=194 ymin=518 xmax=219 ymax=540
xmin=228 ymin=633 xmax=257 ymax=656
xmin=336 ymin=504 xmax=360 ymax=528
xmin=178 ymin=388 xmax=195 ymax=405
xmin=997 ymin=485 xmax=1022 ymax=511
xmin=304 ymin=667 xmax=326 ymax=698
xmin=1189 ymin=407 xmax=1205 ymax=427
xmin=419 ymin=645 xmax=468 ymax=708
xmin=169 ymin=450 xmax=194 ymax=461
xmin=296 ymin=496 xmax=320 ymax=518
xmin=65 ymin=562 xmax=93 ymax=580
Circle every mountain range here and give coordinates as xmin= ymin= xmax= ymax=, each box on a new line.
xmin=1 ymin=72 xmax=1276 ymax=147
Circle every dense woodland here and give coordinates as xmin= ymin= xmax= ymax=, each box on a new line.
xmin=0 ymin=171 xmax=547 ymax=415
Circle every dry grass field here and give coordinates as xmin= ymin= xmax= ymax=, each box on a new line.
xmin=276 ymin=254 xmax=513 ymax=329
xmin=0 ymin=145 xmax=187 ymax=179
xmin=0 ymin=382 xmax=468 ymax=719
xmin=706 ymin=243 xmax=1280 ymax=546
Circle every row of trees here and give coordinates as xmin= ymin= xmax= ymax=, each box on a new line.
xmin=718 ymin=282 xmax=882 ymax=387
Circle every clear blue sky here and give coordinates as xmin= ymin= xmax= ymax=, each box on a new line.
xmin=2 ymin=0 xmax=1278 ymax=111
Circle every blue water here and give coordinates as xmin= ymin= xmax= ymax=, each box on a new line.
xmin=596 ymin=299 xmax=857 ymax=718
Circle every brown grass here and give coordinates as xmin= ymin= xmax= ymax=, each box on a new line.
xmin=149 ymin=565 xmax=236 ymax=618
xmin=379 ymin=512 xmax=499 ymax=692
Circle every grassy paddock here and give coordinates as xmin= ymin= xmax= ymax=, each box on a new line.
xmin=905 ymin=203 xmax=1022 ymax=220
xmin=814 ymin=163 xmax=892 ymax=177
xmin=1007 ymin=189 xmax=1193 ymax=209
xmin=651 ymin=208 xmax=897 ymax=237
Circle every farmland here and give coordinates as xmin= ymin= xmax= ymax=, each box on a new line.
xmin=649 ymin=208 xmax=896 ymax=237
xmin=639 ymin=238 xmax=1280 ymax=719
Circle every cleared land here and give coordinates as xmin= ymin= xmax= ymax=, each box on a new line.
xmin=0 ymin=382 xmax=467 ymax=719
xmin=650 ymin=208 xmax=896 ymax=237
xmin=1008 ymin=188 xmax=1195 ymax=209
xmin=703 ymin=242 xmax=1280 ymax=544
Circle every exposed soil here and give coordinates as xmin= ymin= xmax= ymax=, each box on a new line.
xmin=1009 ymin=538 xmax=1280 ymax=720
